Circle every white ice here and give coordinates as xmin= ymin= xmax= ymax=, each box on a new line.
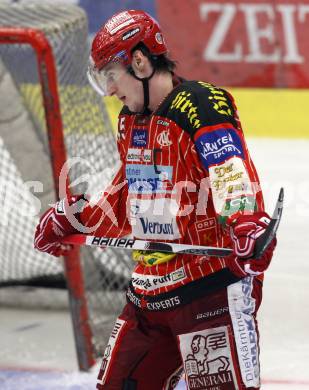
xmin=0 ymin=138 xmax=308 ymax=389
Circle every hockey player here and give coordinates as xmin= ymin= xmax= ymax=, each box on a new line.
xmin=34 ymin=10 xmax=277 ymax=390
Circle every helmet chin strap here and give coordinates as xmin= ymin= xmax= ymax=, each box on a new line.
xmin=128 ymin=67 xmax=156 ymax=115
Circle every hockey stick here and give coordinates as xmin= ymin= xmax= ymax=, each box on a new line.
xmin=254 ymin=187 xmax=284 ymax=258
xmin=62 ymin=188 xmax=283 ymax=258
xmin=62 ymin=234 xmax=233 ymax=257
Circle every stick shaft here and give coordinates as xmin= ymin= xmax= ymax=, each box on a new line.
xmin=63 ymin=235 xmax=233 ymax=257
xmin=62 ymin=188 xmax=283 ymax=259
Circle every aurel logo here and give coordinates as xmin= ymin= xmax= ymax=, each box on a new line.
xmin=131 ymin=129 xmax=148 ymax=147
xmin=196 ymin=128 xmax=244 ymax=168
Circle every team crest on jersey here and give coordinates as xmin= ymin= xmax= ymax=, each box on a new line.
xmin=157 ymin=130 xmax=172 ymax=147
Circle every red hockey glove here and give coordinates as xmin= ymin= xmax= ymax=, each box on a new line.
xmin=227 ymin=212 xmax=277 ymax=277
xmin=34 ymin=195 xmax=87 ymax=257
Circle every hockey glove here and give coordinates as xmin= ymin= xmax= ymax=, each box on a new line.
xmin=227 ymin=212 xmax=277 ymax=277
xmin=34 ymin=195 xmax=87 ymax=257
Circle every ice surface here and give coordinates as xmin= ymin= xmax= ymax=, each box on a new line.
xmin=0 ymin=139 xmax=309 ymax=389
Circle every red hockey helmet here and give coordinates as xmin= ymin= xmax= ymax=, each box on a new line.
xmin=90 ymin=10 xmax=168 ymax=71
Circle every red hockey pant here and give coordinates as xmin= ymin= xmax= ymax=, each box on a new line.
xmin=97 ymin=277 xmax=262 ymax=390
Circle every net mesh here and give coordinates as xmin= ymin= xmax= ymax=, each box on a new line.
xmin=0 ymin=3 xmax=132 ymax=357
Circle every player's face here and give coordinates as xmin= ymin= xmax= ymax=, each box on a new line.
xmin=89 ymin=62 xmax=144 ymax=112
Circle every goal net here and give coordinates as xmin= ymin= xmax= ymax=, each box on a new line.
xmin=0 ymin=3 xmax=132 ymax=370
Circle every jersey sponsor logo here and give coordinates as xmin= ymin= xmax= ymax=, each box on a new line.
xmin=157 ymin=130 xmax=172 ymax=147
xmin=212 ymin=163 xmax=245 ymax=192
xmin=196 ymin=128 xmax=244 ymax=168
xmin=131 ymin=129 xmax=148 ymax=147
xmin=140 ymin=217 xmax=175 ymax=235
xmin=226 ymin=182 xmax=250 ymax=196
xmin=135 ymin=216 xmax=180 ymax=240
xmin=178 ymin=326 xmax=240 ymax=390
xmin=221 ymin=195 xmax=256 ymax=217
xmin=126 ymin=148 xmax=152 ymax=162
xmin=195 ymin=217 xmax=216 ymax=231
xmin=207 ymin=157 xmax=255 ymax=216
xmin=213 ymin=171 xmax=245 ymax=191
xmin=130 ymin=198 xmax=181 ymax=239
xmin=170 ymin=91 xmax=201 ymax=129
xmin=146 ymin=296 xmax=181 ymax=310
xmin=125 ymin=164 xmax=173 ymax=194
xmin=227 ymin=277 xmax=260 ymax=388
xmin=156 ymin=119 xmax=169 ymax=126
xmin=105 ymin=11 xmax=134 ymax=35
xmin=210 ymin=158 xmax=253 ymax=207
xmin=132 ymin=267 xmax=187 ymax=292
xmin=122 ymin=27 xmax=140 ymax=40
xmin=198 ymin=82 xmax=233 ymax=117
xmin=126 ymin=288 xmax=182 ymax=310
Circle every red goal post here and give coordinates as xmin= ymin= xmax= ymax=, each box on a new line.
xmin=0 ymin=3 xmax=131 ymax=371
xmin=0 ymin=25 xmax=96 ymax=371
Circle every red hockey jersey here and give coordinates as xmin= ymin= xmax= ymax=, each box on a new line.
xmin=80 ymin=80 xmax=264 ymax=298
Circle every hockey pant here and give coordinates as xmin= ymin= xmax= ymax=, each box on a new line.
xmin=96 ymin=276 xmax=262 ymax=390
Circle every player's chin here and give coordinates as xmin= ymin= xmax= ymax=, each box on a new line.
xmin=128 ymin=102 xmax=143 ymax=113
